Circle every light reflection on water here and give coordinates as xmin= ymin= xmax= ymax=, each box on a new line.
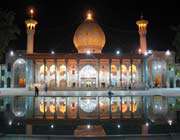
xmin=1 ymin=95 xmax=179 ymax=122
xmin=0 ymin=95 xmax=180 ymax=135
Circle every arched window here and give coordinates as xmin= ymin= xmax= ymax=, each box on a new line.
xmin=13 ymin=59 xmax=26 ymax=88
xmin=1 ymin=80 xmax=4 ymax=88
xmin=111 ymin=65 xmax=118 ymax=86
xmin=176 ymin=79 xmax=180 ymax=87
xmin=111 ymin=65 xmax=117 ymax=76
xmin=79 ymin=65 xmax=97 ymax=78
xmin=7 ymin=77 xmax=11 ymax=88
xmin=7 ymin=63 xmax=11 ymax=72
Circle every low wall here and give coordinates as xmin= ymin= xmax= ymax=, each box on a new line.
xmin=0 ymin=134 xmax=180 ymax=140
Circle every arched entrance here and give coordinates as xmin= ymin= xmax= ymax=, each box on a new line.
xmin=79 ymin=65 xmax=98 ymax=88
xmin=13 ymin=59 xmax=26 ymax=88
xmin=152 ymin=61 xmax=166 ymax=87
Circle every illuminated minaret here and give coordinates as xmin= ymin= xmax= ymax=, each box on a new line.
xmin=136 ymin=15 xmax=148 ymax=54
xmin=25 ymin=9 xmax=38 ymax=54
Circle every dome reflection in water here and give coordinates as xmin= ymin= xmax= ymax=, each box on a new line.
xmin=12 ymin=96 xmax=27 ymax=117
xmin=80 ymin=97 xmax=97 ymax=113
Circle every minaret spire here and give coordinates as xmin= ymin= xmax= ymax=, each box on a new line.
xmin=86 ymin=10 xmax=94 ymax=21
xmin=30 ymin=9 xmax=34 ymax=18
xmin=140 ymin=12 xmax=143 ymax=19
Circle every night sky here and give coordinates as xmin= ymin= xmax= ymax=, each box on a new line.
xmin=1 ymin=0 xmax=180 ymax=53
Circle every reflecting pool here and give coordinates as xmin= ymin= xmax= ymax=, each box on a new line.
xmin=0 ymin=95 xmax=179 ymax=121
xmin=0 ymin=95 xmax=180 ymax=135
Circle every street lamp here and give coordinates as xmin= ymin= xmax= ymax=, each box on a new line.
xmin=50 ymin=124 xmax=54 ymax=129
xmin=8 ymin=120 xmax=12 ymax=126
xmin=138 ymin=48 xmax=142 ymax=54
xmin=87 ymin=124 xmax=91 ymax=129
xmin=147 ymin=50 xmax=152 ymax=54
xmin=165 ymin=50 xmax=171 ymax=56
xmin=17 ymin=122 xmax=20 ymax=126
xmin=51 ymin=50 xmax=55 ymax=55
xmin=168 ymin=120 xmax=173 ymax=126
xmin=144 ymin=51 xmax=148 ymax=56
xmin=86 ymin=50 xmax=91 ymax=55
xmin=145 ymin=122 xmax=149 ymax=127
xmin=116 ymin=50 xmax=120 ymax=55
xmin=10 ymin=50 xmax=14 ymax=56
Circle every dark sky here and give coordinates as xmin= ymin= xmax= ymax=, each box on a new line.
xmin=1 ymin=0 xmax=180 ymax=53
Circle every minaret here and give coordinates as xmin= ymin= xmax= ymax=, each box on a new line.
xmin=136 ymin=14 xmax=148 ymax=54
xmin=25 ymin=9 xmax=38 ymax=54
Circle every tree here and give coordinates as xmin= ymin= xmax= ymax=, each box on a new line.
xmin=172 ymin=25 xmax=180 ymax=61
xmin=0 ymin=10 xmax=20 ymax=62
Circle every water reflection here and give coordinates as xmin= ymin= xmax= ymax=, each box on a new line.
xmin=79 ymin=97 xmax=97 ymax=113
xmin=147 ymin=96 xmax=177 ymax=123
xmin=1 ymin=95 xmax=180 ymax=123
xmin=12 ymin=96 xmax=27 ymax=117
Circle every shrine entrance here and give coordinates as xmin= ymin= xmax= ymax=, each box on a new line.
xmin=13 ymin=59 xmax=26 ymax=88
xmin=79 ymin=65 xmax=97 ymax=88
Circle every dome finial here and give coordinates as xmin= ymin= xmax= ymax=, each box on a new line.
xmin=86 ymin=10 xmax=93 ymax=21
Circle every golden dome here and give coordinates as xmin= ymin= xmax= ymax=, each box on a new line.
xmin=73 ymin=11 xmax=106 ymax=53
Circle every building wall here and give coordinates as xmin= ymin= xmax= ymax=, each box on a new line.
xmin=0 ymin=65 xmax=6 ymax=88
xmin=147 ymin=51 xmax=175 ymax=88
xmin=0 ymin=51 xmax=177 ymax=89
xmin=175 ymin=63 xmax=180 ymax=87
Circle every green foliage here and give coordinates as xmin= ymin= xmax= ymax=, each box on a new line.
xmin=176 ymin=70 xmax=180 ymax=78
xmin=0 ymin=10 xmax=20 ymax=61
